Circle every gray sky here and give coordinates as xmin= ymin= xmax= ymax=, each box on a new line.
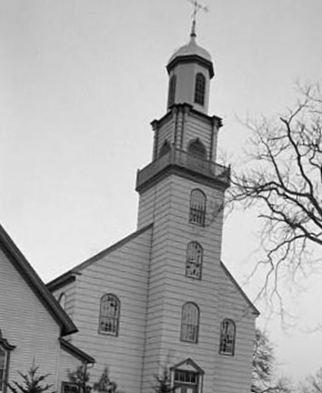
xmin=1 ymin=0 xmax=322 ymax=382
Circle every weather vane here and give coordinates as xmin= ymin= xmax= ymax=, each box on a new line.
xmin=187 ymin=0 xmax=209 ymax=37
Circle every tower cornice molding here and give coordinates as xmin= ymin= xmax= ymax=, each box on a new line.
xmin=167 ymin=54 xmax=214 ymax=78
xmin=151 ymin=104 xmax=222 ymax=131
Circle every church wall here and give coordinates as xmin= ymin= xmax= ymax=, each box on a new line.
xmin=53 ymin=281 xmax=76 ymax=321
xmin=0 ymin=248 xmax=61 ymax=390
xmin=138 ymin=173 xmax=255 ymax=393
xmin=156 ymin=115 xmax=175 ymax=155
xmin=140 ymin=176 xmax=174 ymax=393
xmin=172 ymin=63 xmax=210 ymax=113
xmin=183 ymin=113 xmax=213 ymax=159
xmin=58 ymin=349 xmax=85 ymax=388
xmin=140 ymin=174 xmax=225 ymax=393
xmin=214 ymin=265 xmax=257 ymax=393
xmin=65 ymin=227 xmax=153 ymax=393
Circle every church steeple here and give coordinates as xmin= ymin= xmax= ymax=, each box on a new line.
xmin=136 ymin=14 xmax=229 ymax=202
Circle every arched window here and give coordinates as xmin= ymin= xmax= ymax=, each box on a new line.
xmin=58 ymin=292 xmax=66 ymax=310
xmin=188 ymin=138 xmax=207 ymax=160
xmin=194 ymin=73 xmax=206 ymax=106
xmin=0 ymin=330 xmax=15 ymax=393
xmin=168 ymin=75 xmax=177 ymax=108
xmin=0 ymin=346 xmax=6 ymax=393
xmin=159 ymin=140 xmax=171 ymax=158
xmin=180 ymin=302 xmax=200 ymax=343
xmin=186 ymin=242 xmax=203 ymax=279
xmin=99 ymin=294 xmax=120 ymax=336
xmin=219 ymin=319 xmax=236 ymax=355
xmin=189 ymin=189 xmax=206 ymax=226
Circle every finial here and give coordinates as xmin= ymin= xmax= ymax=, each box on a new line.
xmin=187 ymin=0 xmax=209 ymax=39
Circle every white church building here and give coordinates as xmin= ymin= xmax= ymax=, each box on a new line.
xmin=48 ymin=26 xmax=259 ymax=393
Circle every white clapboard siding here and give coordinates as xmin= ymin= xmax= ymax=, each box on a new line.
xmin=50 ymin=160 xmax=256 ymax=393
xmin=53 ymin=281 xmax=76 ymax=321
xmin=60 ymin=226 xmax=153 ymax=393
xmin=183 ymin=114 xmax=212 ymax=157
xmin=157 ymin=114 xmax=175 ymax=153
xmin=0 ymin=248 xmax=61 ymax=390
xmin=140 ymin=172 xmax=256 ymax=393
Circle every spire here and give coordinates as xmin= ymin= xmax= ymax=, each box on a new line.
xmin=187 ymin=0 xmax=208 ymax=40
xmin=190 ymin=19 xmax=196 ymax=38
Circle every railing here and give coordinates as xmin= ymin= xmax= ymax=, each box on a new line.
xmin=136 ymin=147 xmax=230 ymax=190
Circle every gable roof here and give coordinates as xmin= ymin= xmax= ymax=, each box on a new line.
xmin=220 ymin=261 xmax=260 ymax=316
xmin=0 ymin=224 xmax=77 ymax=336
xmin=170 ymin=358 xmax=204 ymax=375
xmin=47 ymin=223 xmax=153 ymax=291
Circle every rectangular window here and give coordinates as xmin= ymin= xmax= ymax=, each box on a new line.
xmin=61 ymin=382 xmax=79 ymax=393
xmin=0 ymin=348 xmax=7 ymax=393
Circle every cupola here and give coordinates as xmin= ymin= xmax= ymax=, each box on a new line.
xmin=166 ymin=23 xmax=214 ymax=114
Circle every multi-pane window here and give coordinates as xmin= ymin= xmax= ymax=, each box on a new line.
xmin=219 ymin=319 xmax=236 ymax=355
xmin=0 ymin=331 xmax=14 ymax=393
xmin=180 ymin=302 xmax=199 ymax=343
xmin=168 ymin=75 xmax=177 ymax=108
xmin=0 ymin=347 xmax=6 ymax=393
xmin=99 ymin=294 xmax=120 ymax=336
xmin=194 ymin=73 xmax=206 ymax=106
xmin=186 ymin=242 xmax=203 ymax=279
xmin=61 ymin=382 xmax=79 ymax=393
xmin=174 ymin=370 xmax=199 ymax=393
xmin=189 ymin=189 xmax=206 ymax=226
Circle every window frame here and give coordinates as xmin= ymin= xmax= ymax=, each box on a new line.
xmin=167 ymin=74 xmax=177 ymax=108
xmin=189 ymin=188 xmax=207 ymax=227
xmin=61 ymin=382 xmax=80 ymax=393
xmin=0 ymin=330 xmax=15 ymax=393
xmin=185 ymin=241 xmax=203 ymax=280
xmin=159 ymin=140 xmax=171 ymax=158
xmin=219 ymin=319 xmax=236 ymax=356
xmin=180 ymin=302 xmax=200 ymax=344
xmin=98 ymin=294 xmax=120 ymax=337
xmin=194 ymin=73 xmax=206 ymax=106
xmin=170 ymin=358 xmax=204 ymax=393
xmin=187 ymin=138 xmax=207 ymax=160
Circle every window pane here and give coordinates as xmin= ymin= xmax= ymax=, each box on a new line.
xmin=181 ymin=303 xmax=199 ymax=342
xmin=189 ymin=189 xmax=206 ymax=226
xmin=194 ymin=73 xmax=205 ymax=106
xmin=0 ymin=347 xmax=6 ymax=392
xmin=99 ymin=294 xmax=120 ymax=335
xmin=186 ymin=242 xmax=203 ymax=279
xmin=220 ymin=319 xmax=235 ymax=355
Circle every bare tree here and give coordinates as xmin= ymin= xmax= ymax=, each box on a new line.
xmin=300 ymin=368 xmax=322 ymax=393
xmin=229 ymin=84 xmax=322 ymax=306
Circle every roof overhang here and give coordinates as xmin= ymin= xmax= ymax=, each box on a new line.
xmin=167 ymin=54 xmax=214 ymax=79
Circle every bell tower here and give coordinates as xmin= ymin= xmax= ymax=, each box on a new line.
xmin=136 ymin=17 xmax=233 ymax=393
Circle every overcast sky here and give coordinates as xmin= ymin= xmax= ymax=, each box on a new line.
xmin=1 ymin=0 xmax=322 ymax=382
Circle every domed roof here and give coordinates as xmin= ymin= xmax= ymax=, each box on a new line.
xmin=166 ymin=35 xmax=214 ymax=78
xmin=168 ymin=36 xmax=212 ymax=64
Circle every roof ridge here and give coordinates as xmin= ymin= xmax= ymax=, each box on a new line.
xmin=47 ymin=223 xmax=153 ymax=291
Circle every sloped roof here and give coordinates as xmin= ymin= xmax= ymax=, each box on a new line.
xmin=0 ymin=224 xmax=77 ymax=336
xmin=47 ymin=223 xmax=153 ymax=291
xmin=220 ymin=260 xmax=260 ymax=316
xmin=60 ymin=338 xmax=95 ymax=364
